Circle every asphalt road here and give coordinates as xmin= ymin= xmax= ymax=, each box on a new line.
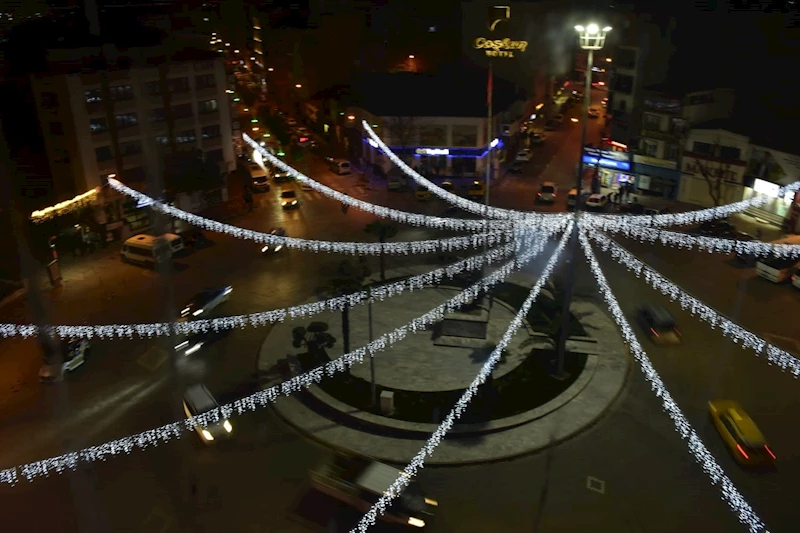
xmin=1 ymin=86 xmax=798 ymax=532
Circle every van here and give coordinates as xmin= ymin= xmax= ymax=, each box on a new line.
xmin=327 ymin=158 xmax=352 ymax=175
xmin=161 ymin=233 xmax=184 ymax=253
xmin=121 ymin=234 xmax=173 ymax=266
xmin=753 ymin=235 xmax=800 ymax=282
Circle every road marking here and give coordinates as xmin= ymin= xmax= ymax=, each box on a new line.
xmin=137 ymin=345 xmax=169 ymax=373
xmin=141 ymin=505 xmax=172 ymax=533
xmin=586 ymin=475 xmax=606 ymax=494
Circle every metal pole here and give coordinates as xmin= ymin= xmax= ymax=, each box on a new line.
xmin=554 ymin=48 xmax=593 ymax=379
xmin=483 ymin=62 xmax=493 ymax=308
xmin=368 ymin=287 xmax=376 ymax=408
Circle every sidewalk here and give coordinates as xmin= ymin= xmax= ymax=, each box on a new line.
xmin=261 ymin=264 xmax=630 ymax=465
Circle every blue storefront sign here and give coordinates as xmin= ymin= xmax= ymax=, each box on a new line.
xmin=582 ymin=147 xmax=631 ymax=171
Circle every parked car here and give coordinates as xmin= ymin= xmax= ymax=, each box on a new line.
xmin=636 ymin=304 xmax=681 ymax=345
xmin=617 ymin=202 xmax=645 ymax=214
xmin=698 ymin=220 xmax=736 ymax=237
xmin=530 ymin=133 xmax=546 ymax=145
xmin=439 ymin=181 xmax=455 ymax=193
xmin=467 ymin=181 xmax=485 ymax=198
xmin=415 ymin=185 xmax=431 ymax=201
xmin=249 ymin=162 xmax=268 ymax=181
xmin=708 ymin=400 xmax=776 ymax=467
xmin=516 ymin=149 xmax=533 ymax=162
xmin=585 ymin=193 xmax=609 ymax=211
xmin=508 ymin=161 xmax=524 ymax=174
xmin=273 ymin=171 xmax=294 ymax=183
xmin=251 ymin=174 xmax=270 ymax=192
xmin=587 ymin=107 xmax=601 ymax=118
xmin=179 ymin=286 xmax=232 ymax=321
xmin=537 ymin=182 xmax=558 ymax=203
xmin=261 ymin=227 xmax=287 ymax=254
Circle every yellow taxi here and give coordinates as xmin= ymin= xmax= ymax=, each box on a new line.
xmin=415 ymin=185 xmax=431 ymax=201
xmin=467 ymin=180 xmax=485 ymax=198
xmin=708 ymin=400 xmax=776 ymax=467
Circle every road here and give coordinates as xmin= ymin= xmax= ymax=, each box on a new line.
xmin=1 ymin=84 xmax=799 ymax=532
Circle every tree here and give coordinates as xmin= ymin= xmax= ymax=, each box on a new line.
xmin=385 ymin=116 xmax=418 ymax=163
xmin=364 ymin=219 xmax=398 ymax=281
xmin=292 ymin=322 xmax=336 ymax=352
xmin=257 ymin=108 xmax=292 ymax=148
xmin=685 ymin=144 xmax=737 ymax=207
xmin=315 ymin=260 xmax=370 ymax=355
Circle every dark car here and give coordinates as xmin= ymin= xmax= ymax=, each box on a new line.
xmin=636 ymin=304 xmax=681 ymax=345
xmin=617 ymin=202 xmax=645 ymax=214
xmin=179 ymin=286 xmax=233 ymax=321
xmin=261 ymin=227 xmax=287 ymax=254
xmin=251 ymin=174 xmax=270 ymax=192
xmin=174 ymin=327 xmax=231 ymax=356
xmin=698 ymin=220 xmax=736 ymax=237
xmin=508 ymin=161 xmax=524 ymax=174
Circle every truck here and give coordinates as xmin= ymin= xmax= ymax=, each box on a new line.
xmin=309 ymin=454 xmax=437 ymax=528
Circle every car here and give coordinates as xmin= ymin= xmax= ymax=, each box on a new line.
xmin=249 ymin=162 xmax=268 ymax=180
xmin=708 ymin=400 xmax=776 ymax=467
xmin=415 ymin=185 xmax=431 ymax=201
xmin=792 ymin=268 xmax=800 ymax=289
xmin=508 ymin=161 xmax=524 ymax=174
xmin=698 ymin=220 xmax=736 ymax=237
xmin=183 ymin=384 xmax=233 ymax=444
xmin=295 ymin=126 xmax=310 ymax=137
xmin=530 ymin=133 xmax=546 ymax=145
xmin=439 ymin=181 xmax=455 ymax=193
xmin=636 ymin=304 xmax=681 ymax=345
xmin=261 ymin=227 xmax=287 ymax=254
xmin=516 ymin=149 xmax=533 ymax=162
xmin=585 ymin=193 xmax=609 ymax=211
xmin=467 ymin=181 xmax=485 ymax=198
xmin=571 ymin=90 xmax=583 ymax=100
xmin=537 ymin=182 xmax=558 ymax=203
xmin=286 ymin=117 xmax=297 ymax=127
xmin=616 ymin=201 xmax=645 ymax=214
xmin=587 ymin=107 xmax=601 ymax=118
xmin=273 ymin=171 xmax=294 ymax=183
xmin=39 ymin=339 xmax=91 ymax=383
xmin=174 ymin=328 xmax=231 ymax=356
xmin=251 ymin=174 xmax=270 ymax=192
xmin=179 ymin=286 xmax=233 ymax=321
xmin=281 ymin=189 xmax=299 ymax=208
xmin=601 ymin=97 xmax=608 ymax=107
xmin=567 ymin=188 xmax=590 ymax=209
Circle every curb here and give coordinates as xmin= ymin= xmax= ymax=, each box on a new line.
xmin=0 ymin=287 xmax=26 ymax=310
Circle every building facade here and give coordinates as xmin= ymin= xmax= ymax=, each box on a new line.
xmin=678 ymin=127 xmax=749 ymax=208
xmin=741 ymin=146 xmax=800 ymax=230
xmin=30 ymin=46 xmax=235 ymax=237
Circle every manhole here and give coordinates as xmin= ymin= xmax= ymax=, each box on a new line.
xmin=586 ymin=475 xmax=606 ymax=494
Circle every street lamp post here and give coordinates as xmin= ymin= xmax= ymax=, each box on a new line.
xmin=553 ymin=23 xmax=611 ymax=379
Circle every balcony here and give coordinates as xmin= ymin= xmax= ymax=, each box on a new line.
xmin=116 ymin=124 xmax=142 ymax=140
xmin=91 ymin=131 xmax=111 ymax=145
xmin=174 ymin=115 xmax=196 ymax=130
xmin=199 ymin=111 xmax=220 ymax=126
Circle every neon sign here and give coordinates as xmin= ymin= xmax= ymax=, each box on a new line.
xmin=473 ymin=37 xmax=528 ymax=58
xmin=415 ymin=148 xmax=450 ymax=156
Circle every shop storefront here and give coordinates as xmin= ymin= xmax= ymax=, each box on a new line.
xmin=742 ymin=178 xmax=794 ymax=228
xmin=366 ymin=142 xmax=499 ymax=178
xmin=632 ymin=155 xmax=680 ymax=199
xmin=582 ymin=147 xmax=633 ymax=190
xmin=743 ymin=147 xmax=800 ymax=230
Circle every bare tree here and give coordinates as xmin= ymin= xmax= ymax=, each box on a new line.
xmin=686 ymin=146 xmax=737 ymax=207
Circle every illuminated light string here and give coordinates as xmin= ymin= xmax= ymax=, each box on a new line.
xmin=586 ymin=230 xmax=800 ymax=377
xmin=30 ymin=187 xmax=100 ymax=223
xmin=352 ymin=224 xmax=571 ymax=533
xmin=583 ymin=180 xmax=800 ymax=230
xmin=578 ymin=228 xmax=769 ymax=533
xmin=107 ymin=178 xmax=524 ymax=256
xmin=361 ymin=121 xmax=564 ymax=223
xmin=592 ymin=223 xmax=800 ymax=259
xmin=242 ymin=133 xmax=518 ymax=232
xmin=0 ymin=243 xmax=519 ymax=340
xmin=0 ymin=233 xmax=551 ymax=486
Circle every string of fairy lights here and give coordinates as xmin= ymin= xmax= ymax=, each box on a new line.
xmin=8 ymin=116 xmax=793 ymax=533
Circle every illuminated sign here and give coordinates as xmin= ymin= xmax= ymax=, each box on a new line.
xmin=473 ymin=37 xmax=528 ymax=58
xmin=415 ymin=148 xmax=449 ymax=156
xmin=583 ymin=147 xmax=631 ymax=171
xmin=753 ymin=178 xmax=780 ymax=198
xmin=487 ymin=6 xmax=510 ymax=32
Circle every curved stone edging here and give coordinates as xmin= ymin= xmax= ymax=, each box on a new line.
xmin=304 ymin=353 xmax=598 ymax=438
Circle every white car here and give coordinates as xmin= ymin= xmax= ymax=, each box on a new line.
xmin=516 ymin=149 xmax=533 ymax=162
xmin=588 ymin=107 xmax=601 ymax=118
xmin=179 ymin=286 xmax=232 ymax=321
xmin=537 ymin=182 xmax=558 ymax=203
xmin=249 ymin=162 xmax=268 ymax=180
xmin=281 ymin=189 xmax=299 ymax=208
xmin=39 ymin=339 xmax=90 ymax=383
xmin=585 ymin=193 xmax=609 ymax=211
xmin=183 ymin=384 xmax=233 ymax=443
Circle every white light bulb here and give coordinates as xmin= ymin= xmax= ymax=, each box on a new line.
xmin=587 ymin=23 xmax=599 ymax=34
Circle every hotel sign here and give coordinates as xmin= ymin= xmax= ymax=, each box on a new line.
xmin=416 ymin=148 xmax=450 ymax=156
xmin=473 ymin=37 xmax=528 ymax=58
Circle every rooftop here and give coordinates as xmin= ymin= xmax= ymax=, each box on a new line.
xmin=337 ymin=70 xmax=520 ymax=118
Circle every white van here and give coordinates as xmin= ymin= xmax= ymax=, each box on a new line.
xmin=327 ymin=158 xmax=352 ymax=175
xmin=121 ymin=234 xmax=173 ymax=266
xmin=161 ymin=233 xmax=184 ymax=253
xmin=754 ymin=235 xmax=800 ymax=283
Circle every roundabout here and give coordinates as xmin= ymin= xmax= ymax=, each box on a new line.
xmin=259 ymin=265 xmax=630 ymax=465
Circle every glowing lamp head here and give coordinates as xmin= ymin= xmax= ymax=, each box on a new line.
xmin=268 ymin=67 xmax=274 ymax=72
xmin=408 ymin=54 xmax=415 ymax=59
xmin=347 ymin=115 xmax=355 ymax=120
xmin=295 ymin=83 xmax=302 ymax=88
xmin=587 ymin=23 xmax=599 ymax=34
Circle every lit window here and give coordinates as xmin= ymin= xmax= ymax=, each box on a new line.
xmin=115 ymin=113 xmax=138 ymax=129
xmin=201 ymin=124 xmax=221 ymax=139
xmin=85 ymin=88 xmax=103 ymax=104
xmin=199 ymin=99 xmax=218 ymax=114
xmin=89 ymin=118 xmax=108 ymax=133
xmin=109 ymin=85 xmax=133 ymax=101
xmin=176 ymin=129 xmax=196 ymax=144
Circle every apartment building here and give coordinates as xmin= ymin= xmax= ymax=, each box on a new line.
xmin=30 ymin=45 xmax=234 ymax=236
xmin=606 ymin=13 xmax=676 ymax=146
xmin=631 ymin=87 xmax=734 ymax=198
